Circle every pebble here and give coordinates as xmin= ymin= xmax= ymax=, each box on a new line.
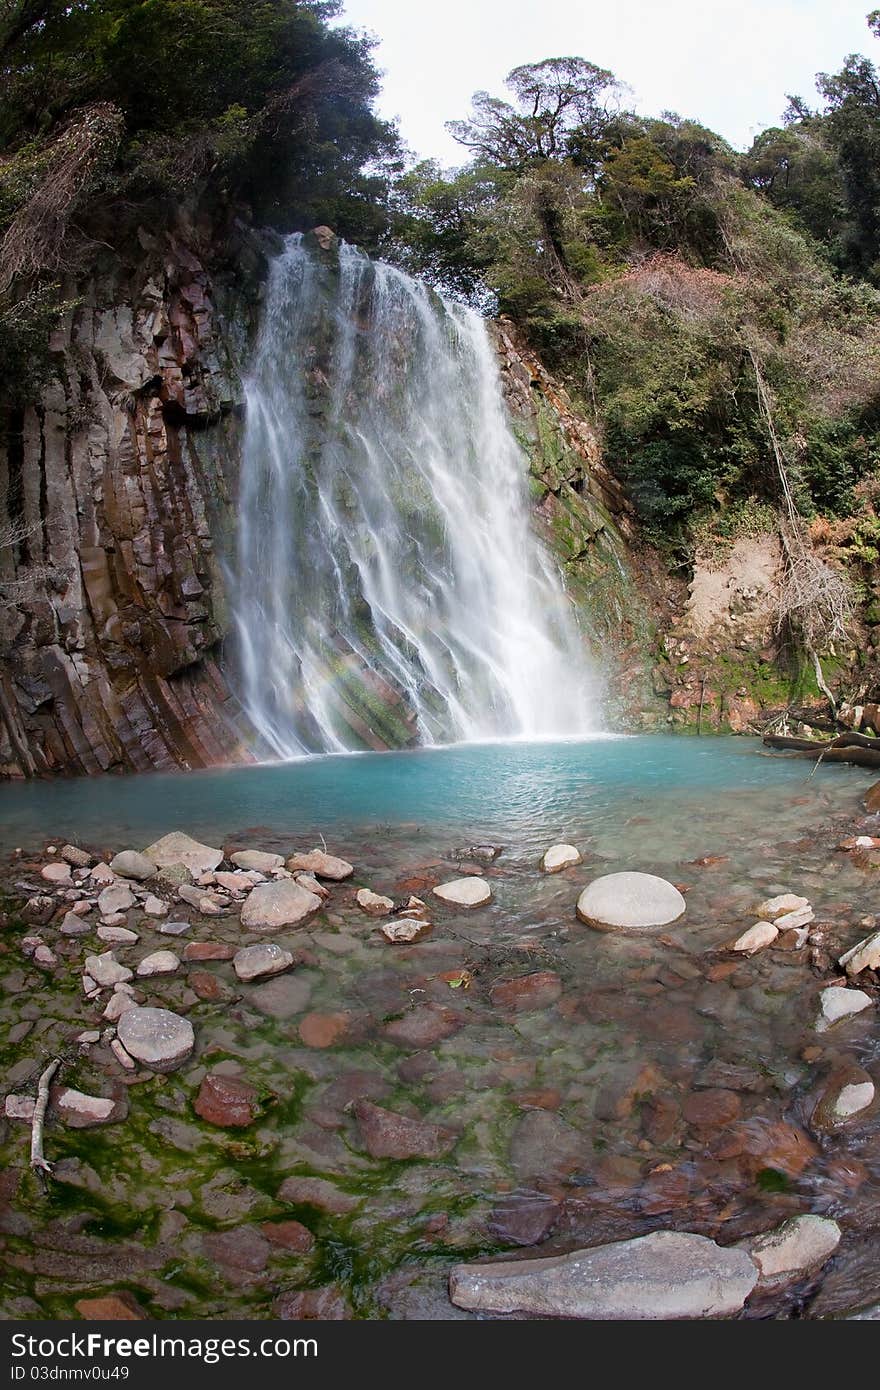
xmin=541 ymin=843 xmax=581 ymax=873
xmin=230 ymin=850 xmax=284 ymax=872
xmin=110 ymin=1040 xmax=136 ymax=1071
xmin=97 ymin=925 xmax=139 ymax=944
xmin=286 ymin=849 xmax=354 ymax=880
xmin=61 ymin=845 xmax=93 ymax=868
xmin=89 ymin=863 xmax=116 ymax=885
xmin=60 ymin=911 xmax=91 ymax=936
xmin=4 ymin=1095 xmax=35 ymax=1122
xmin=194 ymin=1073 xmax=260 ymax=1128
xmin=143 ymin=895 xmax=168 ymax=917
xmin=84 ymin=952 xmax=134 ymax=988
xmin=40 ymin=863 xmax=72 ymax=885
xmin=357 ymin=887 xmax=395 ymax=915
xmin=97 ymin=884 xmax=135 ymax=916
xmin=757 ymin=894 xmax=809 ymax=919
xmin=33 ymin=944 xmax=57 ymax=967
xmin=103 ymin=992 xmax=137 ymax=1021
xmin=157 ymin=919 xmax=191 ymax=936
xmin=53 ymin=1088 xmax=117 ymax=1127
xmin=136 ymin=950 xmax=180 ymax=977
xmin=183 ymin=942 xmax=235 ymax=962
xmin=731 ymin=921 xmax=778 ymax=954
xmin=233 ymin=943 xmax=295 ymax=982
xmin=177 ymin=884 xmax=224 ymax=915
xmin=379 ymin=918 xmax=432 ymax=943
xmin=76 ymin=1031 xmax=100 ymax=1045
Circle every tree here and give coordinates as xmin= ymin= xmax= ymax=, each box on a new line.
xmin=446 ymin=57 xmax=619 ymax=173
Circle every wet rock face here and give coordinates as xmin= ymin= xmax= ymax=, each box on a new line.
xmin=0 ymin=228 xmax=265 ymax=779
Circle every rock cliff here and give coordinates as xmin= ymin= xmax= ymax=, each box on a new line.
xmin=0 ymin=219 xmax=271 ymax=777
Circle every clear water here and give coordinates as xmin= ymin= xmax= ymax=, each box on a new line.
xmin=0 ymin=735 xmax=872 ymax=853
xmin=2 ymin=738 xmax=879 ymax=1319
xmin=232 ymin=236 xmax=598 ymax=756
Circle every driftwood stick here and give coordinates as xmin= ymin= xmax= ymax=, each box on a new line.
xmin=30 ymin=1058 xmax=60 ymax=1175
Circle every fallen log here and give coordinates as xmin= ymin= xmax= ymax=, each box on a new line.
xmin=763 ymin=731 xmax=880 ymax=769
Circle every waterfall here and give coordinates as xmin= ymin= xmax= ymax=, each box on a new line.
xmin=232 ymin=233 xmax=600 ymax=756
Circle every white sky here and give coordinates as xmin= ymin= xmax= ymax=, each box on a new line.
xmin=338 ymin=0 xmax=877 ymax=166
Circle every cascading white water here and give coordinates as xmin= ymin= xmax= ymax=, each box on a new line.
xmin=233 ymin=233 xmax=600 ymax=756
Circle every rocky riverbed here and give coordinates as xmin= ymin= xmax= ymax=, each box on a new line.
xmin=1 ymin=795 xmax=879 ymax=1321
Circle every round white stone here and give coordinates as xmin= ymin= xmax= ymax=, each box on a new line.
xmin=432 ymin=877 xmax=492 ymax=908
xmin=542 ymin=844 xmax=582 ymax=874
xmin=577 ymin=872 xmax=686 ymax=931
xmin=116 ymin=1006 xmax=194 ymax=1072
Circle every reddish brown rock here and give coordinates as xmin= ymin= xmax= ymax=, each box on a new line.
xmin=638 ymin=1165 xmax=691 ymax=1215
xmin=681 ymin=1088 xmax=742 ymax=1133
xmin=277 ymin=1176 xmax=359 ymax=1216
xmin=641 ymin=1092 xmax=682 ymax=1145
xmin=261 ymin=1220 xmax=315 ymax=1253
xmin=488 ymin=1193 xmax=560 ymax=1246
xmin=298 ymin=1011 xmax=349 ymax=1048
xmin=189 ymin=970 xmax=230 ymax=1002
xmin=353 ymin=1099 xmax=457 ymax=1160
xmin=722 ymin=1117 xmax=818 ymax=1178
xmin=75 ymin=1292 xmax=146 ymax=1320
xmin=513 ymin=1087 xmax=562 ymax=1111
xmin=194 ymin=1073 xmax=260 ymax=1128
xmin=183 ymin=942 xmax=235 ymax=962
xmin=509 ymin=1110 xmax=584 ymax=1183
xmin=203 ymin=1226 xmax=269 ymax=1273
xmin=274 ymin=1286 xmax=351 ymax=1319
xmin=489 ymin=971 xmax=562 ymax=1013
xmin=381 ymin=1003 xmax=464 ymax=1049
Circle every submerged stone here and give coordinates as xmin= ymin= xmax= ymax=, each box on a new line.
xmin=449 ymin=1230 xmax=757 ymax=1319
xmin=432 ymin=877 xmax=492 ymax=908
xmin=194 ymin=1073 xmax=260 ymax=1128
xmin=353 ymin=1099 xmax=457 ymax=1159
xmin=576 ymin=872 xmax=686 ymax=931
xmin=490 ymin=971 xmax=562 ymax=1012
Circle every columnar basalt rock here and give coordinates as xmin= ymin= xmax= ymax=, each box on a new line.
xmin=0 ymin=224 xmax=271 ymax=778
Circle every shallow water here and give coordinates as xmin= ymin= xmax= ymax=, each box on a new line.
xmin=1 ymin=737 xmax=879 ymax=1320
